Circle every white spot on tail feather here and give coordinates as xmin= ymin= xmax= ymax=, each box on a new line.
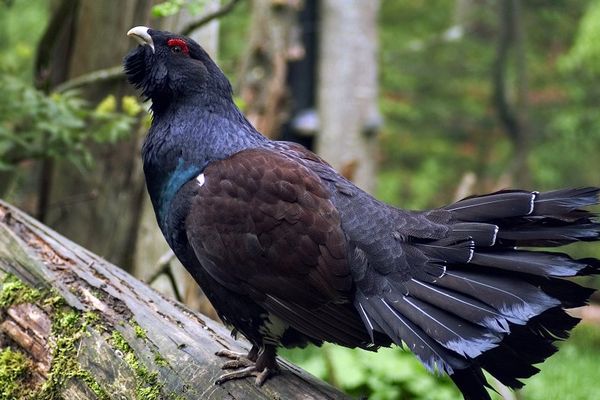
xmin=467 ymin=240 xmax=475 ymax=263
xmin=528 ymin=191 xmax=539 ymax=215
xmin=491 ymin=225 xmax=499 ymax=246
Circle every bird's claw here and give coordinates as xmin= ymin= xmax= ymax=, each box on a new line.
xmin=215 ymin=348 xmax=258 ymax=369
xmin=221 ymin=357 xmax=255 ymax=369
xmin=215 ymin=365 xmax=276 ymax=386
xmin=215 ymin=346 xmax=277 ymax=386
xmin=215 ymin=349 xmax=249 ymax=360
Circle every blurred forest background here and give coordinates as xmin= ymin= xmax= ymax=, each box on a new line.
xmin=1 ymin=0 xmax=600 ymax=399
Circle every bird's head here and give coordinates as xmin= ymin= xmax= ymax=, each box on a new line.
xmin=124 ymin=26 xmax=232 ymax=111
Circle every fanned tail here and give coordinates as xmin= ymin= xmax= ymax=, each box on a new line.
xmin=355 ymin=187 xmax=600 ymax=400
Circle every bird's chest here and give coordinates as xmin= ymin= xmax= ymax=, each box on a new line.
xmin=144 ymin=155 xmax=203 ymax=233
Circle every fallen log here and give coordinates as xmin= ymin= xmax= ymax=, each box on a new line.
xmin=0 ymin=200 xmax=348 ymax=399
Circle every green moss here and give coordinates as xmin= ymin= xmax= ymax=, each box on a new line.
xmin=0 ymin=275 xmax=108 ymax=400
xmin=0 ymin=273 xmax=42 ymax=308
xmin=129 ymin=320 xmax=171 ymax=371
xmin=0 ymin=347 xmax=33 ymax=400
xmin=132 ymin=320 xmax=148 ymax=340
xmin=77 ymin=369 xmax=110 ymax=400
xmin=153 ymin=353 xmax=168 ymax=367
xmin=35 ymin=307 xmax=108 ymax=400
xmin=110 ymin=330 xmax=164 ymax=400
xmin=0 ymin=276 xmax=169 ymax=399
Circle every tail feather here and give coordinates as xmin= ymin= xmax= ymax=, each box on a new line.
xmin=476 ymin=341 xmax=543 ymax=388
xmin=443 ymin=190 xmax=535 ymax=221
xmin=384 ymin=289 xmax=502 ymax=358
xmin=433 ymin=269 xmax=560 ymax=323
xmin=471 ymin=250 xmax=592 ymax=277
xmin=448 ymin=222 xmax=499 ymax=246
xmin=415 ymin=239 xmax=474 ymax=264
xmin=450 ymin=367 xmax=493 ymax=400
xmin=356 ymin=291 xmax=469 ymax=374
xmin=353 ymin=187 xmax=600 ymax=400
xmin=533 ymin=187 xmax=599 ymax=215
xmin=497 ymin=220 xmax=600 ymax=246
xmin=404 ymin=278 xmax=510 ymax=333
xmin=525 ymin=275 xmax=595 ymax=309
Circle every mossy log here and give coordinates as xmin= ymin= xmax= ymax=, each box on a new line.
xmin=0 ymin=200 xmax=348 ymax=399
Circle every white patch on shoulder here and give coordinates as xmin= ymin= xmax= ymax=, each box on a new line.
xmin=196 ymin=173 xmax=205 ymax=187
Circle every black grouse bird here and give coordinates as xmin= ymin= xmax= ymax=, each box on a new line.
xmin=124 ymin=26 xmax=600 ymax=399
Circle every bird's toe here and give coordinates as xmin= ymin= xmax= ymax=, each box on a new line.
xmin=221 ymin=357 xmax=255 ymax=369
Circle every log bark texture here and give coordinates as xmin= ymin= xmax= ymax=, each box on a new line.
xmin=0 ymin=200 xmax=347 ymax=399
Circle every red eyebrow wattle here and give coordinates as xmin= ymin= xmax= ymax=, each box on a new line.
xmin=167 ymin=38 xmax=189 ymax=55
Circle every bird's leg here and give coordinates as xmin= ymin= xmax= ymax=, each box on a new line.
xmin=215 ymin=344 xmax=279 ymax=386
xmin=253 ymin=345 xmax=279 ymax=386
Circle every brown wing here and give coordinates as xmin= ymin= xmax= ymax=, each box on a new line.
xmin=185 ymin=148 xmax=352 ymax=309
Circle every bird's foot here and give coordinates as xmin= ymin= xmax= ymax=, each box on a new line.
xmin=215 ymin=364 xmax=277 ymax=386
xmin=215 ymin=345 xmax=278 ymax=386
xmin=216 ymin=349 xmax=256 ymax=369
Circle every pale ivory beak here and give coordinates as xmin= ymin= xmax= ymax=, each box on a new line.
xmin=127 ymin=26 xmax=155 ymax=53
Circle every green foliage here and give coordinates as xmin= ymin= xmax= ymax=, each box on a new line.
xmin=560 ymin=0 xmax=600 ymax=76
xmin=0 ymin=77 xmax=137 ymax=171
xmin=217 ymin=0 xmax=251 ymax=81
xmin=0 ymin=0 xmax=141 ymax=197
xmin=520 ymin=324 xmax=600 ymax=400
xmin=282 ymin=324 xmax=600 ymax=400
xmin=0 ymin=0 xmax=48 ymax=79
xmin=152 ymin=0 xmax=210 ymax=18
xmin=281 ymin=344 xmax=461 ymax=400
xmin=377 ymin=0 xmax=600 ymax=208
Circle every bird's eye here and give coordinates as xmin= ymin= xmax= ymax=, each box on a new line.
xmin=167 ymin=38 xmax=190 ymax=56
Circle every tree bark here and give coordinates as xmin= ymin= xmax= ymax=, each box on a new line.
xmin=0 ymin=200 xmax=348 ymax=399
xmin=316 ymin=0 xmax=380 ymax=193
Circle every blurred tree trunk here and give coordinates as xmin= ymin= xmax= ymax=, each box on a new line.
xmin=493 ymin=0 xmax=531 ymax=188
xmin=316 ymin=0 xmax=380 ymax=193
xmin=235 ymin=0 xmax=302 ymax=138
xmin=34 ymin=0 xmax=156 ymax=271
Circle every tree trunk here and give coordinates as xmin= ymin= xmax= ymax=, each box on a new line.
xmin=33 ymin=0 xmax=155 ymax=272
xmin=492 ymin=0 xmax=531 ymax=188
xmin=316 ymin=0 xmax=380 ymax=193
xmin=0 ymin=200 xmax=348 ymax=399
xmin=235 ymin=0 xmax=302 ymax=138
